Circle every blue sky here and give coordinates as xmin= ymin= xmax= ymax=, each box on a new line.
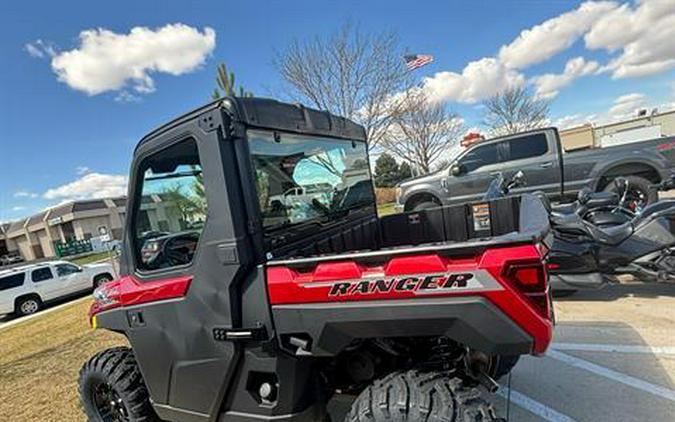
xmin=1 ymin=0 xmax=674 ymax=221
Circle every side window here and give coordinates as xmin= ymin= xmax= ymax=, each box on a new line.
xmin=0 ymin=273 xmax=25 ymax=291
xmin=31 ymin=267 xmax=54 ymax=282
xmin=56 ymin=264 xmax=80 ymax=277
xmin=133 ymin=139 xmax=207 ymax=271
xmin=507 ymin=134 xmax=548 ymax=161
xmin=459 ymin=143 xmax=500 ymax=173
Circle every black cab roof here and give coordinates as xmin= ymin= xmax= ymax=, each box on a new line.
xmin=135 ymin=97 xmax=367 ymax=154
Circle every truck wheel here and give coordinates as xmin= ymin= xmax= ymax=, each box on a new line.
xmin=604 ymin=175 xmax=656 ymax=209
xmin=79 ymin=347 xmax=159 ymax=422
xmin=346 ymin=370 xmax=503 ymax=422
xmin=15 ymin=296 xmax=42 ymax=316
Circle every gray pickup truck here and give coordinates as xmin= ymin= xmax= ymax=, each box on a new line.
xmin=396 ymin=127 xmax=675 ymax=211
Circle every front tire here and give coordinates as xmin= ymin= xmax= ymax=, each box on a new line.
xmin=346 ymin=370 xmax=502 ymax=421
xmin=79 ymin=347 xmax=159 ymax=422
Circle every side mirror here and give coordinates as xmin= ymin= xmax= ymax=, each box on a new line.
xmin=450 ymin=164 xmax=464 ymax=176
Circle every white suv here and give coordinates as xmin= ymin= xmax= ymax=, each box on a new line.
xmin=0 ymin=260 xmax=115 ymax=317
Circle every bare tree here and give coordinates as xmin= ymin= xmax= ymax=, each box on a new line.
xmin=382 ymin=91 xmax=464 ymax=174
xmin=275 ymin=24 xmax=414 ymax=149
xmin=482 ymin=86 xmax=550 ymax=136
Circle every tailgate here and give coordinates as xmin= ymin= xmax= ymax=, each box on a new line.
xmin=267 ymin=242 xmax=553 ymax=358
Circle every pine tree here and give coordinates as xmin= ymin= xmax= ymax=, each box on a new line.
xmin=212 ymin=62 xmax=253 ymax=99
xmin=374 ymin=153 xmax=401 ymax=188
xmin=398 ymin=162 xmax=413 ymax=181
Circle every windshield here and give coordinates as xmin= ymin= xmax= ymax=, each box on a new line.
xmin=248 ymin=130 xmax=374 ymax=230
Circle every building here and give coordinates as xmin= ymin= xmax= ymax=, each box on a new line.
xmin=1 ymin=198 xmax=127 ymax=261
xmin=1 ymin=195 xmax=187 ymax=262
xmin=560 ymin=109 xmax=675 ymax=151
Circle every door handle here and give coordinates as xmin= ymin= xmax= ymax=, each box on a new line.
xmin=540 ymin=162 xmax=553 ymax=169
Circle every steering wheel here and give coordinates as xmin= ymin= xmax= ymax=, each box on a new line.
xmin=163 ymin=235 xmax=197 ymax=267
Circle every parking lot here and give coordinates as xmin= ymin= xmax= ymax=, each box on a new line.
xmin=329 ymin=280 xmax=675 ymax=421
xmin=0 ymin=278 xmax=673 ymax=421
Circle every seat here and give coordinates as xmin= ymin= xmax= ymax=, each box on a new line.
xmin=586 ymin=211 xmax=631 ymax=227
xmin=584 ymin=191 xmax=619 ymax=209
xmin=588 ymin=222 xmax=633 ymax=245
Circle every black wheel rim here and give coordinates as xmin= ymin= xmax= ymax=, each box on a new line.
xmin=625 ymin=187 xmax=648 ymax=212
xmin=92 ymin=382 xmax=130 ymax=422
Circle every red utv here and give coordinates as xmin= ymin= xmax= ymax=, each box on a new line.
xmin=78 ymin=98 xmax=553 ymax=421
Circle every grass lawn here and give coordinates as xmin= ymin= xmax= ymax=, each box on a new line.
xmin=377 ymin=202 xmax=398 ymax=216
xmin=70 ymin=251 xmax=115 ymax=266
xmin=0 ymin=300 xmax=125 ymax=421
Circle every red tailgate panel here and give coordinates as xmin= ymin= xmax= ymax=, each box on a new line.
xmin=267 ymin=245 xmax=553 ymax=354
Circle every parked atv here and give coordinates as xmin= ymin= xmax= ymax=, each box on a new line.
xmin=79 ymin=98 xmax=553 ymax=421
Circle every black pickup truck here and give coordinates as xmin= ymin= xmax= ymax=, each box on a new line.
xmin=396 ymin=128 xmax=675 ymax=211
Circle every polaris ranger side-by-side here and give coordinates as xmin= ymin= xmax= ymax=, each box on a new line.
xmin=79 ymin=97 xmax=554 ymax=422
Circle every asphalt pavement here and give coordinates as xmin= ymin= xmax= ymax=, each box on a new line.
xmin=329 ymin=280 xmax=675 ymax=421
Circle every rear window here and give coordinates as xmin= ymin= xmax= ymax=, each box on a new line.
xmin=0 ymin=273 xmax=25 ymax=291
xmin=506 ymin=134 xmax=548 ymax=161
xmin=31 ymin=267 xmax=53 ymax=282
xmin=248 ymin=130 xmax=374 ymax=231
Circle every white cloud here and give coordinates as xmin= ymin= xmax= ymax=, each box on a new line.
xmin=43 ymin=173 xmax=128 ymax=200
xmin=555 ymin=92 xmax=649 ymax=130
xmin=585 ymin=0 xmax=675 ymax=78
xmin=114 ymin=91 xmax=142 ymax=103
xmin=607 ymin=92 xmax=648 ymax=117
xmin=11 ymin=206 xmax=26 ymax=212
xmin=533 ymin=57 xmax=600 ymax=99
xmin=13 ymin=191 xmax=38 ymax=198
xmin=75 ymin=166 xmax=91 ymax=175
xmin=422 ymin=58 xmax=526 ymax=104
xmin=47 ymin=23 xmax=216 ymax=96
xmin=420 ymin=1 xmax=616 ymax=104
xmin=25 ymin=39 xmax=56 ymax=58
xmin=554 ymin=113 xmax=597 ymax=130
xmin=498 ymin=1 xmax=618 ymax=69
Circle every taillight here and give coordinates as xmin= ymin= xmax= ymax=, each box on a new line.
xmin=87 ymin=275 xmax=192 ymax=327
xmin=89 ymin=280 xmax=122 ymax=324
xmin=503 ymin=260 xmax=550 ymax=319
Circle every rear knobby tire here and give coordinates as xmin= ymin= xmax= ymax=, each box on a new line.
xmin=79 ymin=346 xmax=160 ymax=422
xmin=346 ymin=370 xmax=503 ymax=422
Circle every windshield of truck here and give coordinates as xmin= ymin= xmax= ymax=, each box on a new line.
xmin=248 ymin=130 xmax=374 ymax=230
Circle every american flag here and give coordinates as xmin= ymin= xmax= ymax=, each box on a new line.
xmin=404 ymin=54 xmax=434 ymax=71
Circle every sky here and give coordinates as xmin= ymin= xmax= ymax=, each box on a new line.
xmin=1 ymin=0 xmax=674 ymax=222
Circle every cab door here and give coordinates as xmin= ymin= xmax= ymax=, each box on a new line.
xmin=30 ymin=266 xmax=63 ymax=301
xmin=55 ymin=263 xmax=87 ymax=293
xmin=447 ymin=141 xmax=507 ymax=204
xmin=502 ymin=131 xmax=562 ymax=198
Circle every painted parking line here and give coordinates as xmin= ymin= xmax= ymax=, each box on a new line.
xmin=496 ymin=388 xmax=578 ymax=422
xmin=553 ymin=342 xmax=675 ymax=356
xmin=0 ymin=296 xmax=90 ymax=331
xmin=547 ymin=349 xmax=675 ymax=402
